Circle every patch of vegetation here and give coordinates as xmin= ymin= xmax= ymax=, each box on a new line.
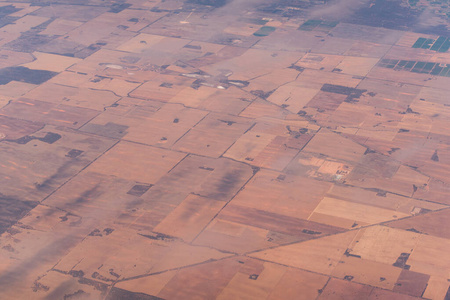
xmin=187 ymin=0 xmax=228 ymax=8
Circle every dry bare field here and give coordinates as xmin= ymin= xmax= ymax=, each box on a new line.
xmin=0 ymin=0 xmax=449 ymax=299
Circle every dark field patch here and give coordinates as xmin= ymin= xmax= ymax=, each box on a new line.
xmin=253 ymin=26 xmax=276 ymax=37
xmin=226 ymin=79 xmax=250 ymax=87
xmin=127 ymin=184 xmax=153 ymax=197
xmin=8 ymin=132 xmax=61 ymax=145
xmin=321 ymin=84 xmax=366 ymax=96
xmin=378 ymin=59 xmax=450 ymax=77
xmin=393 ymin=253 xmax=411 ymax=269
xmin=0 ymin=5 xmax=21 ymax=28
xmin=187 ymin=0 xmax=228 ymax=8
xmin=431 ymin=150 xmax=439 ymax=162
xmin=299 ymin=19 xmax=338 ymax=31
xmin=106 ymin=287 xmax=164 ymax=300
xmin=139 ymin=232 xmax=176 ymax=241
xmin=412 ymin=36 xmax=450 ymax=52
xmin=62 ymin=289 xmax=88 ymax=299
xmin=0 ymin=66 xmax=57 ymax=85
xmin=0 ymin=4 xmax=21 ymax=15
xmin=183 ymin=44 xmax=202 ymax=50
xmin=109 ymin=3 xmax=132 ymax=13
xmin=37 ymin=132 xmax=62 ymax=144
xmin=66 ymin=149 xmax=84 ymax=158
xmin=0 ymin=15 xmax=19 ymax=29
xmin=5 ymin=31 xmax=55 ymax=53
xmin=446 ymin=285 xmax=450 ymax=300
xmin=320 ymin=84 xmax=366 ymax=103
xmin=0 ymin=195 xmax=38 ymax=235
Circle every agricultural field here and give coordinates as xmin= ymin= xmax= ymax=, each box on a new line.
xmin=0 ymin=0 xmax=449 ymax=299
